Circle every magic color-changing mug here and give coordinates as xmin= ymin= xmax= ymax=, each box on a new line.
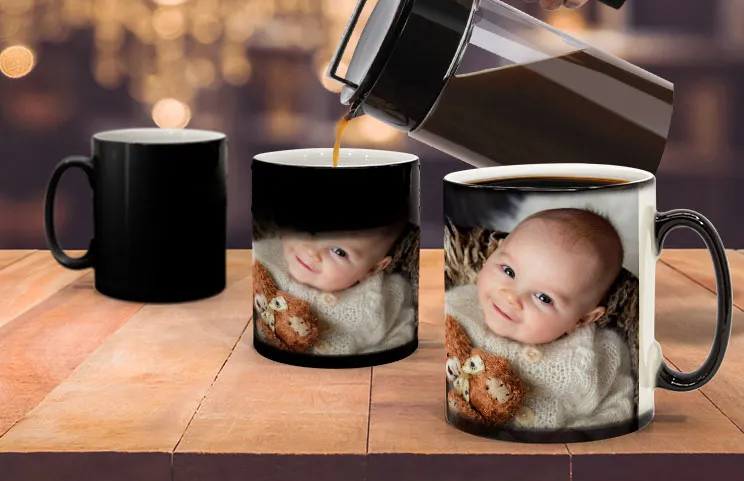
xmin=442 ymin=163 xmax=732 ymax=443
xmin=251 ymin=148 xmax=420 ymax=369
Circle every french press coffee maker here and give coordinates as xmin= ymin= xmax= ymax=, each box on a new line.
xmin=327 ymin=0 xmax=674 ymax=174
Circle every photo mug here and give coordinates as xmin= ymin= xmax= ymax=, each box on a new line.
xmin=251 ymin=148 xmax=420 ymax=368
xmin=442 ymin=163 xmax=732 ymax=443
xmin=44 ymin=128 xmax=227 ymax=303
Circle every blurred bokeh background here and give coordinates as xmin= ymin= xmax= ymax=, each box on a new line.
xmin=0 ymin=0 xmax=741 ymax=249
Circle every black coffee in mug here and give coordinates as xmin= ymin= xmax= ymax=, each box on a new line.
xmin=44 ymin=128 xmax=227 ymax=303
xmin=471 ymin=176 xmax=629 ymax=190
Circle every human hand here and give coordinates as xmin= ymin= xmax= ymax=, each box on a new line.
xmin=524 ymin=0 xmax=625 ymax=10
xmin=523 ymin=0 xmax=589 ymax=10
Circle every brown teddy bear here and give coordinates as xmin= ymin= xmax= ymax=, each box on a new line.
xmin=445 ymin=315 xmax=526 ymax=426
xmin=253 ymin=260 xmax=323 ymax=353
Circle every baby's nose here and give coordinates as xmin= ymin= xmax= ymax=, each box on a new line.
xmin=501 ymin=289 xmax=521 ymax=308
xmin=300 ymin=244 xmax=321 ymax=262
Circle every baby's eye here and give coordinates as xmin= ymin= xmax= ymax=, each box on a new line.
xmin=330 ymin=247 xmax=348 ymax=258
xmin=535 ymin=292 xmax=553 ymax=305
xmin=501 ymin=265 xmax=515 ymax=278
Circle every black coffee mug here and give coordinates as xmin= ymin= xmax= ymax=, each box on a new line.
xmin=44 ymin=128 xmax=227 ymax=303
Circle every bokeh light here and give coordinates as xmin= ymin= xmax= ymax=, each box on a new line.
xmin=222 ymin=55 xmax=252 ymax=86
xmin=152 ymin=98 xmax=191 ymax=129
xmin=352 ymin=116 xmax=402 ymax=144
xmin=152 ymin=7 xmax=186 ymax=40
xmin=0 ymin=17 xmax=23 ymax=40
xmin=154 ymin=0 xmax=187 ymax=6
xmin=319 ymin=60 xmax=345 ymax=93
xmin=191 ymin=13 xmax=222 ymax=44
xmin=1 ymin=0 xmax=34 ymax=16
xmin=225 ymin=11 xmax=254 ymax=43
xmin=547 ymin=10 xmax=587 ymax=32
xmin=94 ymin=56 xmax=122 ymax=88
xmin=186 ymin=58 xmax=216 ymax=88
xmin=0 ymin=45 xmax=35 ymax=79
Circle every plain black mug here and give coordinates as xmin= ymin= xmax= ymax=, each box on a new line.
xmin=44 ymin=128 xmax=227 ymax=303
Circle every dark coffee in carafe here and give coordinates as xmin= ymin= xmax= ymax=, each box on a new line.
xmin=413 ymin=49 xmax=674 ymax=171
xmin=328 ymin=0 xmax=675 ymax=174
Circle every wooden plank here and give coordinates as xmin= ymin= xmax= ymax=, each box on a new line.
xmin=661 ymin=249 xmax=744 ymax=309
xmin=175 ymin=325 xmax=370 ymax=455
xmin=367 ymin=251 xmax=569 ymax=481
xmin=652 ymin=262 xmax=744 ymax=430
xmin=0 ymin=271 xmax=143 ymax=436
xmin=173 ymin=326 xmax=370 ymax=481
xmin=570 ymin=261 xmax=744 ymax=481
xmin=0 ymin=251 xmax=34 ymax=270
xmin=173 ymin=251 xmax=447 ymax=481
xmin=0 ymin=251 xmax=87 ymax=329
xmin=0 ymin=251 xmax=253 ymax=481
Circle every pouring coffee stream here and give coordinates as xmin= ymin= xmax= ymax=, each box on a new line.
xmin=326 ymin=0 xmax=672 ymax=173
xmin=332 ymin=112 xmax=353 ymax=168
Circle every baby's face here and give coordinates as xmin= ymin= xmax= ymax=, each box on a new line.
xmin=282 ymin=231 xmax=393 ymax=292
xmin=477 ymin=218 xmax=610 ymax=345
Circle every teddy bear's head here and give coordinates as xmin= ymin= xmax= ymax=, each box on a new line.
xmin=253 ymin=261 xmax=322 ymax=353
xmin=465 ymin=348 xmax=525 ymax=425
xmin=445 ymin=315 xmax=525 ymax=426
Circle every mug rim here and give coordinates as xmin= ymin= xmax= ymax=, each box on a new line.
xmin=253 ymin=148 xmax=419 ymax=168
xmin=444 ymin=163 xmax=655 ymax=191
xmin=93 ymin=128 xmax=226 ymax=145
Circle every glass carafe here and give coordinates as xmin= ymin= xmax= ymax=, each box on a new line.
xmin=328 ymin=0 xmax=674 ymax=173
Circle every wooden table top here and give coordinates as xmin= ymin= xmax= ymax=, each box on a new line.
xmin=0 ymin=249 xmax=742 ymax=481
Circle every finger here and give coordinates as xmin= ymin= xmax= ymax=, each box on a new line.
xmin=540 ymin=0 xmax=564 ymax=10
xmin=563 ymin=0 xmax=588 ymax=8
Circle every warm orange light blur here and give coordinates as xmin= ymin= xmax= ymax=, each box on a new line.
xmin=152 ymin=7 xmax=186 ymax=40
xmin=154 ymin=0 xmax=187 ymax=6
xmin=191 ymin=14 xmax=222 ymax=44
xmin=225 ymin=10 xmax=254 ymax=43
xmin=94 ymin=56 xmax=121 ymax=88
xmin=222 ymin=55 xmax=252 ymax=86
xmin=319 ymin=60 xmax=345 ymax=93
xmin=186 ymin=58 xmax=216 ymax=87
xmin=0 ymin=45 xmax=35 ymax=79
xmin=1 ymin=0 xmax=34 ymax=16
xmin=547 ymin=10 xmax=588 ymax=32
xmin=352 ymin=116 xmax=401 ymax=144
xmin=152 ymin=98 xmax=191 ymax=129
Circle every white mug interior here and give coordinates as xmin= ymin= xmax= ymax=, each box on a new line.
xmin=444 ymin=163 xmax=654 ymax=186
xmin=93 ymin=128 xmax=226 ymax=144
xmin=254 ymin=148 xmax=419 ymax=168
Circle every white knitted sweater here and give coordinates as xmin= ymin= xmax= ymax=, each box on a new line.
xmin=446 ymin=284 xmax=634 ymax=430
xmin=253 ymin=238 xmax=417 ymax=355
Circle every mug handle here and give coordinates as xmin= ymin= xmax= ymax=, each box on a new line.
xmin=44 ymin=156 xmax=95 ymax=270
xmin=654 ymin=209 xmax=733 ymax=391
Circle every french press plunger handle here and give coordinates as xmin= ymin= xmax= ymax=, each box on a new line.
xmin=326 ymin=0 xmax=369 ymax=89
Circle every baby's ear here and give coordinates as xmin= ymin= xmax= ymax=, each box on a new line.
xmin=573 ymin=306 xmax=606 ymax=332
xmin=370 ymin=256 xmax=392 ymax=275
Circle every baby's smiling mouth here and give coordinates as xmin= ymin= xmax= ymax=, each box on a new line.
xmin=491 ymin=301 xmax=516 ymax=322
xmin=295 ymin=255 xmax=315 ymax=272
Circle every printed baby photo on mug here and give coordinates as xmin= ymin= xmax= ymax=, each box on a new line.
xmin=252 ymin=219 xmax=420 ymax=357
xmin=444 ymin=191 xmax=640 ymax=439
